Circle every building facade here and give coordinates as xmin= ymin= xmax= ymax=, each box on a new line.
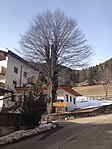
xmin=56 ymin=85 xmax=81 ymax=112
xmin=6 ymin=50 xmax=38 ymax=89
xmin=0 ymin=48 xmax=38 ymax=109
xmin=43 ymin=85 xmax=81 ymax=113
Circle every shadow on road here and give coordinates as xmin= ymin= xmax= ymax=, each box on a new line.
xmin=39 ymin=126 xmax=64 ymax=140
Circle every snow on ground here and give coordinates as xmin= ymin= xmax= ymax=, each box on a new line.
xmin=0 ymin=122 xmax=57 ymax=146
xmin=76 ymin=96 xmax=112 ymax=109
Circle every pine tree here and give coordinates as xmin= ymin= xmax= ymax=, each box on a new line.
xmin=20 ymin=79 xmax=47 ymax=128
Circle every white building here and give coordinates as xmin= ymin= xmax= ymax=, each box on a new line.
xmin=54 ymin=85 xmax=82 ymax=112
xmin=5 ymin=50 xmax=38 ymax=89
xmin=0 ymin=48 xmax=82 ymax=113
xmin=0 ymin=48 xmax=38 ymax=109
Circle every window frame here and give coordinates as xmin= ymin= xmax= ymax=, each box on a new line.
xmin=66 ymin=94 xmax=69 ymax=102
xmin=73 ymin=97 xmax=76 ymax=104
xmin=14 ymin=67 xmax=18 ymax=74
xmin=70 ymin=96 xmax=72 ymax=102
xmin=23 ymin=71 xmax=27 ymax=77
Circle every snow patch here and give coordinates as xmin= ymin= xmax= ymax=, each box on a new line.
xmin=76 ymin=97 xmax=112 ymax=109
xmin=0 ymin=122 xmax=57 ymax=146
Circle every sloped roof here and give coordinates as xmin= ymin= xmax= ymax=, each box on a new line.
xmin=8 ymin=50 xmax=38 ymax=71
xmin=58 ymin=85 xmax=82 ymax=96
xmin=15 ymin=85 xmax=82 ymax=97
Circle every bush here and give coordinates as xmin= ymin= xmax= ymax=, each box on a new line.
xmin=21 ymin=92 xmax=46 ymax=128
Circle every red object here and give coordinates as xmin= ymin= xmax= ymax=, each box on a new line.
xmin=0 ymin=52 xmax=6 ymax=61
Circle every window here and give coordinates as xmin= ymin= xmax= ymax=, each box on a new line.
xmin=23 ymin=71 xmax=27 ymax=77
xmin=70 ymin=96 xmax=72 ymax=102
xmin=14 ymin=67 xmax=18 ymax=73
xmin=66 ymin=94 xmax=69 ymax=102
xmin=73 ymin=98 xmax=76 ymax=104
xmin=13 ymin=80 xmax=17 ymax=87
xmin=65 ymin=107 xmax=68 ymax=111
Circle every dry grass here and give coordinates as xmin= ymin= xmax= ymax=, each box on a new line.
xmin=73 ymin=84 xmax=112 ymax=98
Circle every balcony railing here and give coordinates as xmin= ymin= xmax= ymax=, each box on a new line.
xmin=0 ymin=66 xmax=6 ymax=75
xmin=27 ymin=76 xmax=36 ymax=84
xmin=0 ymin=82 xmax=5 ymax=88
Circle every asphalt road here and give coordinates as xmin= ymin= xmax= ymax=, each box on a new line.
xmin=2 ymin=114 xmax=112 ymax=149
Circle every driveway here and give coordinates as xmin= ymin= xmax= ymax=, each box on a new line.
xmin=2 ymin=114 xmax=112 ymax=149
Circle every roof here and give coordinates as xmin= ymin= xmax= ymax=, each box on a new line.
xmin=0 ymin=47 xmax=8 ymax=53
xmin=15 ymin=87 xmax=30 ymax=94
xmin=42 ymin=85 xmax=82 ymax=96
xmin=58 ymin=85 xmax=82 ymax=96
xmin=8 ymin=50 xmax=38 ymax=71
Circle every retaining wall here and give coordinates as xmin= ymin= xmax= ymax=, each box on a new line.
xmin=50 ymin=104 xmax=112 ymax=120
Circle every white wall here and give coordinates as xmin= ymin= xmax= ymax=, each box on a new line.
xmin=2 ymin=53 xmax=38 ymax=108
xmin=57 ymin=89 xmax=77 ymax=112
xmin=5 ymin=54 xmax=38 ymax=89
xmin=63 ymin=90 xmax=77 ymax=111
xmin=0 ymin=58 xmax=8 ymax=68
xmin=0 ymin=96 xmax=3 ymax=111
xmin=0 ymin=57 xmax=8 ymax=84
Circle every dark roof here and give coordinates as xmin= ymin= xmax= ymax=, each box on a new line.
xmin=58 ymin=85 xmax=82 ymax=96
xmin=8 ymin=50 xmax=38 ymax=71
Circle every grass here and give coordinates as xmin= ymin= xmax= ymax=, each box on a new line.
xmin=73 ymin=84 xmax=112 ymax=99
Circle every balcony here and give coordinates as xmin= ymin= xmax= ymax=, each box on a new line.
xmin=0 ymin=82 xmax=5 ymax=88
xmin=0 ymin=66 xmax=6 ymax=75
xmin=27 ymin=76 xmax=36 ymax=84
xmin=0 ymin=51 xmax=7 ymax=61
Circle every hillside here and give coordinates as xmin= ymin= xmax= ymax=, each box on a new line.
xmin=33 ymin=58 xmax=112 ymax=88
xmin=78 ymin=58 xmax=112 ymax=84
xmin=73 ymin=84 xmax=112 ymax=99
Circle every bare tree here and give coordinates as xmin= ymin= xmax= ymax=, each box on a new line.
xmin=100 ymin=68 xmax=112 ymax=99
xmin=19 ymin=10 xmax=93 ymax=113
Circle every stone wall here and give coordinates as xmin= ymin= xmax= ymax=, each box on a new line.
xmin=49 ymin=104 xmax=112 ymax=120
xmin=1 ymin=104 xmax=112 ymax=126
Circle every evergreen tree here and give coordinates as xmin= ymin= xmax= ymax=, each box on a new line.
xmin=20 ymin=80 xmax=47 ymax=128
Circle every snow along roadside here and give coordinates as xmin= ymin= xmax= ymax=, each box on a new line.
xmin=0 ymin=122 xmax=57 ymax=146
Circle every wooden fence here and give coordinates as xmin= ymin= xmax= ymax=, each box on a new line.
xmin=0 ymin=112 xmax=20 ymax=126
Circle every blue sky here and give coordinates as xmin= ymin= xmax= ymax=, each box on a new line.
xmin=0 ymin=0 xmax=112 ymax=67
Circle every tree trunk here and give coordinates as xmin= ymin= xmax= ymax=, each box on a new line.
xmin=51 ymin=70 xmax=58 ymax=113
